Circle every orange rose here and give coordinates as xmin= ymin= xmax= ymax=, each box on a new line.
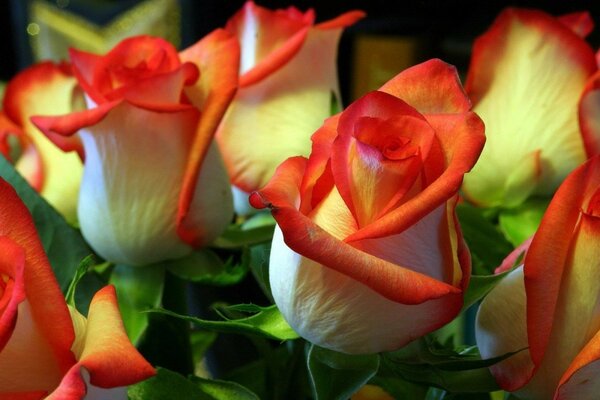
xmin=0 ymin=178 xmax=154 ymax=399
xmin=251 ymin=60 xmax=485 ymax=353
xmin=33 ymin=33 xmax=240 ymax=265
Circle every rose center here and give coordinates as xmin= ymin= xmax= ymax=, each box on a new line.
xmin=381 ymin=137 xmax=420 ymax=161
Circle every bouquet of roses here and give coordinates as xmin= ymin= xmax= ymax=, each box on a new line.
xmin=1 ymin=2 xmax=600 ymax=399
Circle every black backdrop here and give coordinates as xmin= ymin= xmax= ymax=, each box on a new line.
xmin=2 ymin=0 xmax=600 ymax=100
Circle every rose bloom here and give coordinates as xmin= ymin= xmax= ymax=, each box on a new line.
xmin=217 ymin=1 xmax=364 ymax=213
xmin=0 ymin=178 xmax=154 ymax=399
xmin=33 ymin=33 xmax=240 ymax=266
xmin=251 ymin=59 xmax=485 ymax=354
xmin=477 ymin=155 xmax=600 ymax=400
xmin=461 ymin=8 xmax=599 ymax=208
xmin=0 ymin=62 xmax=83 ymax=224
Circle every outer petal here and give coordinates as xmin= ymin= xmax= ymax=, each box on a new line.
xmin=79 ymin=286 xmax=154 ymax=386
xmin=75 ymin=101 xmax=199 ymax=265
xmin=226 ymin=1 xmax=314 ymax=87
xmin=519 ymin=211 xmax=600 ymax=399
xmin=177 ymin=29 xmax=239 ymax=247
xmin=524 ymin=157 xmax=600 ymax=367
xmin=218 ymin=25 xmax=348 ymax=193
xmin=0 ymin=237 xmax=27 ymax=350
xmin=462 ymin=8 xmax=596 ymax=207
xmin=558 ymin=12 xmax=594 ymax=38
xmin=0 ymin=179 xmax=75 ymax=394
xmin=379 ymin=59 xmax=472 ymax=114
xmin=3 ymin=62 xmax=84 ymax=222
xmin=250 ymin=158 xmax=460 ymax=305
xmin=270 ymin=224 xmax=461 ymax=354
xmin=476 ymin=266 xmax=534 ymax=391
xmin=556 ymin=329 xmax=600 ymax=399
xmin=579 ymin=70 xmax=600 ymax=157
xmin=47 ymin=286 xmax=154 ymax=399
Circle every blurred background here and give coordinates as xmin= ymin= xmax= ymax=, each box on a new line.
xmin=1 ymin=0 xmax=599 ymax=106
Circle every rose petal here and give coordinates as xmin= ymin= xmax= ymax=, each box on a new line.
xmin=226 ymin=1 xmax=314 ymax=87
xmin=462 ymin=8 xmax=596 ymax=206
xmin=217 ymin=25 xmax=347 ymax=193
xmin=0 ymin=179 xmax=75 ymax=375
xmin=76 ymin=286 xmax=155 ymax=387
xmin=251 ymin=157 xmax=461 ymax=304
xmin=476 ymin=266 xmax=534 ymax=391
xmin=379 ymin=59 xmax=472 ymax=114
xmin=75 ymin=101 xmax=199 ymax=265
xmin=3 ymin=62 xmax=84 ymax=222
xmin=525 ymin=157 xmax=600 ymax=366
xmin=345 ymin=111 xmax=485 ymax=242
xmin=177 ymin=29 xmax=239 ymax=247
xmin=558 ymin=11 xmax=594 ymax=38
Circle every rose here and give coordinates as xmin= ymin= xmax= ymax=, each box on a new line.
xmin=0 ymin=177 xmax=154 ymax=399
xmin=32 ymin=33 xmax=240 ymax=266
xmin=476 ymin=155 xmax=600 ymax=399
xmin=250 ymin=59 xmax=485 ymax=354
xmin=461 ymin=8 xmax=598 ymax=208
xmin=0 ymin=62 xmax=84 ymax=224
xmin=217 ymin=1 xmax=364 ymax=213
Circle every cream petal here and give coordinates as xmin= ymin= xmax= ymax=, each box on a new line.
xmin=217 ymin=27 xmax=343 ymax=193
xmin=556 ymin=359 xmax=600 ymax=400
xmin=475 ymin=266 xmax=534 ymax=392
xmin=463 ymin=10 xmax=593 ymax=207
xmin=270 ymin=226 xmax=459 ymax=354
xmin=0 ymin=300 xmax=64 ymax=393
xmin=178 ymin=142 xmax=234 ymax=246
xmin=351 ymin=205 xmax=453 ymax=283
xmin=520 ymin=213 xmax=600 ymax=399
xmin=77 ymin=102 xmax=196 ymax=265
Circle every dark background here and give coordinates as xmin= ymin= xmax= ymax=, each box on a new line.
xmin=2 ymin=0 xmax=600 ymax=102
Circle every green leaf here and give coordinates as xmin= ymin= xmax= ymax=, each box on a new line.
xmin=226 ymin=358 xmax=269 ymax=399
xmin=149 ymin=304 xmax=298 ymax=341
xmin=191 ymin=330 xmax=218 ymax=370
xmin=189 ymin=376 xmax=260 ymax=400
xmin=498 ymin=198 xmax=548 ymax=246
xmin=456 ymin=203 xmax=513 ymax=274
xmin=213 ymin=224 xmax=275 ymax=249
xmin=136 ymin=272 xmax=194 ymax=375
xmin=0 ymin=155 xmax=91 ymax=292
xmin=65 ymin=255 xmax=95 ymax=307
xmin=462 ymin=272 xmax=511 ymax=311
xmin=378 ymin=338 xmax=523 ymax=393
xmin=128 ymin=368 xmax=206 ymax=400
xmin=73 ymin=271 xmax=106 ymax=315
xmin=306 ymin=344 xmax=380 ymax=400
xmin=248 ymin=243 xmax=272 ymax=302
xmin=109 ymin=264 xmax=165 ymax=345
xmin=379 ymin=358 xmax=500 ymax=393
xmin=166 ymin=248 xmax=249 ymax=286
xmin=241 ymin=211 xmax=276 ymax=229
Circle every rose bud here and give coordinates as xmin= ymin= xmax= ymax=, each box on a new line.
xmin=32 ymin=33 xmax=240 ymax=265
xmin=462 ymin=8 xmax=598 ymax=208
xmin=476 ymin=155 xmax=600 ymax=399
xmin=0 ymin=178 xmax=154 ymax=398
xmin=251 ymin=59 xmax=485 ymax=354
xmin=1 ymin=62 xmax=83 ymax=224
xmin=217 ymin=1 xmax=364 ymax=214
